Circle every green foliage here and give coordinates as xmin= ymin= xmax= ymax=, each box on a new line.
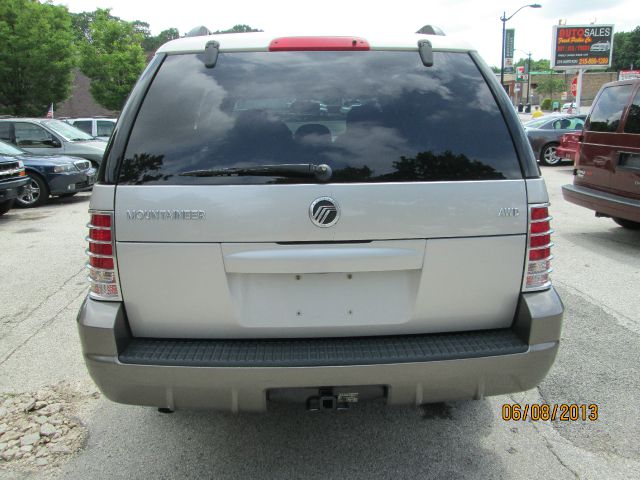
xmin=142 ymin=28 xmax=180 ymax=52
xmin=536 ymin=76 xmax=566 ymax=102
xmin=78 ymin=9 xmax=146 ymax=111
xmin=0 ymin=0 xmax=76 ymax=116
xmin=612 ymin=27 xmax=640 ymax=71
xmin=514 ymin=58 xmax=551 ymax=72
xmin=541 ymin=98 xmax=552 ymax=111
xmin=213 ymin=24 xmax=263 ymax=34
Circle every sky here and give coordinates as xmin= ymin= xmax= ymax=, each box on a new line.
xmin=54 ymin=0 xmax=640 ymax=67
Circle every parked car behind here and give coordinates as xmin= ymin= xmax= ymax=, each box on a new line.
xmin=563 ymin=79 xmax=640 ymax=229
xmin=0 ymin=156 xmax=28 ymax=215
xmin=524 ymin=114 xmax=586 ymax=166
xmin=66 ymin=117 xmax=117 ymax=141
xmin=0 ymin=140 xmax=96 ymax=207
xmin=0 ymin=118 xmax=106 ymax=169
xmin=556 ymin=131 xmax=581 ymax=163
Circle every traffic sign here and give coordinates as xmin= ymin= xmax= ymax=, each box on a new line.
xmin=571 ymin=77 xmax=577 ymax=96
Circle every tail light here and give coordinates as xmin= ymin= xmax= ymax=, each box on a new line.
xmin=86 ymin=211 xmax=121 ymax=300
xmin=523 ymin=204 xmax=553 ymax=291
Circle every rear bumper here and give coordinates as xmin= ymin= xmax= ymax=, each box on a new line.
xmin=77 ymin=288 xmax=564 ymax=412
xmin=562 ymin=183 xmax=640 ymax=223
xmin=556 ymin=146 xmax=577 ymax=162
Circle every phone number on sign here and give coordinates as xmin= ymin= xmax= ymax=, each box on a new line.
xmin=502 ymin=403 xmax=598 ymax=421
xmin=578 ymin=57 xmax=610 ymax=65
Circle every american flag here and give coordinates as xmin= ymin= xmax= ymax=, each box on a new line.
xmin=46 ymin=103 xmax=54 ymax=119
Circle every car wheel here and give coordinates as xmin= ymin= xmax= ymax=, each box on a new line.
xmin=15 ymin=173 xmax=49 ymax=208
xmin=0 ymin=199 xmax=14 ymax=215
xmin=540 ymin=143 xmax=561 ymax=166
xmin=612 ymin=217 xmax=640 ymax=230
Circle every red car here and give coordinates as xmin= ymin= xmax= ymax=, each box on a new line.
xmin=562 ymin=79 xmax=640 ymax=229
xmin=556 ymin=131 xmax=581 ymax=163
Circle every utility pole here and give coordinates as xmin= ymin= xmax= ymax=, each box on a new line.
xmin=526 ymin=52 xmax=532 ymax=105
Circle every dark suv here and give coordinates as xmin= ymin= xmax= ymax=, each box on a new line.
xmin=77 ymin=31 xmax=563 ymax=412
xmin=562 ymin=79 xmax=640 ymax=229
xmin=0 ymin=156 xmax=27 ymax=215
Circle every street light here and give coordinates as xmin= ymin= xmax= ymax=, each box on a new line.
xmin=500 ymin=4 xmax=541 ymax=88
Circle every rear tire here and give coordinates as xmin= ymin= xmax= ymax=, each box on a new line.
xmin=612 ymin=217 xmax=640 ymax=230
xmin=15 ymin=173 xmax=49 ymax=208
xmin=0 ymin=199 xmax=14 ymax=215
xmin=540 ymin=143 xmax=561 ymax=166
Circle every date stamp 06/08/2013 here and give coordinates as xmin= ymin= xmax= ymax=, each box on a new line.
xmin=501 ymin=403 xmax=599 ymax=422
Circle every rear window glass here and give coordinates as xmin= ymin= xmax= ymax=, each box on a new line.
xmin=587 ymin=85 xmax=634 ymax=133
xmin=120 ymin=51 xmax=521 ymax=185
xmin=624 ymin=89 xmax=640 ymax=134
xmin=73 ymin=121 xmax=92 ymax=134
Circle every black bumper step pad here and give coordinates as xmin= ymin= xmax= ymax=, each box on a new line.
xmin=119 ymin=329 xmax=527 ymax=367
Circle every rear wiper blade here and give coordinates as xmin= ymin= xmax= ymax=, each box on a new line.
xmin=180 ymin=163 xmax=332 ymax=181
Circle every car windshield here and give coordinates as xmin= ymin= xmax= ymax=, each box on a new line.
xmin=42 ymin=119 xmax=94 ymax=141
xmin=0 ymin=139 xmax=26 ymax=155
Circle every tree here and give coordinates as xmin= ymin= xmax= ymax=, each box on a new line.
xmin=514 ymin=58 xmax=551 ymax=72
xmin=142 ymin=28 xmax=180 ymax=53
xmin=79 ymin=9 xmax=146 ymax=111
xmin=213 ymin=24 xmax=262 ymax=34
xmin=612 ymin=27 xmax=640 ymax=71
xmin=536 ymin=76 xmax=566 ymax=105
xmin=0 ymin=0 xmax=76 ymax=116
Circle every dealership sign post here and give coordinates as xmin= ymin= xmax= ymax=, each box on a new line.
xmin=551 ymin=25 xmax=614 ymax=114
xmin=504 ymin=29 xmax=515 ymax=74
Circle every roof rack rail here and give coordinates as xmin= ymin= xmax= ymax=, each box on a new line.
xmin=187 ymin=26 xmax=212 ymax=37
xmin=416 ymin=25 xmax=446 ymax=36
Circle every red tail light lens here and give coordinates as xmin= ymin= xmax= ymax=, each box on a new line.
xmin=91 ymin=214 xmax=111 ymax=227
xmin=86 ymin=211 xmax=120 ymax=300
xmin=89 ymin=242 xmax=113 ymax=256
xmin=89 ymin=228 xmax=111 ymax=242
xmin=524 ymin=204 xmax=554 ymax=291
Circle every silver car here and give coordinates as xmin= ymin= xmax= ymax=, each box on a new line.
xmin=77 ymin=30 xmax=563 ymax=412
xmin=0 ymin=118 xmax=106 ymax=168
xmin=524 ymin=114 xmax=586 ymax=166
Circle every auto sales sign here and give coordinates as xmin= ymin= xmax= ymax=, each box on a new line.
xmin=551 ymin=25 xmax=614 ymax=69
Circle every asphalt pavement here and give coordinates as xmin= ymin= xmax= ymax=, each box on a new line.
xmin=0 ymin=165 xmax=638 ymax=480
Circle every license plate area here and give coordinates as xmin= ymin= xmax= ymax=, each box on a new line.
xmin=227 ymin=271 xmax=420 ymax=329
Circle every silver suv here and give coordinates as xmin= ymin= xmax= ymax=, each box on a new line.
xmin=77 ymin=30 xmax=563 ymax=412
xmin=0 ymin=118 xmax=106 ymax=168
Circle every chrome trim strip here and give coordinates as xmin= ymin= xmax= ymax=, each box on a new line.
xmin=85 ymin=236 xmax=112 ymax=245
xmin=529 ymin=242 xmax=555 ymax=251
xmin=86 ymin=223 xmax=111 ymax=231
xmin=530 ymin=228 xmax=554 ymax=237
xmin=85 ymin=250 xmax=114 ymax=259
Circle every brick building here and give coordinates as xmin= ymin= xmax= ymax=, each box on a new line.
xmin=502 ymin=71 xmax=618 ymax=108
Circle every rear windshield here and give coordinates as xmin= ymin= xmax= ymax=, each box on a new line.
xmin=120 ymin=51 xmax=521 ymax=185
